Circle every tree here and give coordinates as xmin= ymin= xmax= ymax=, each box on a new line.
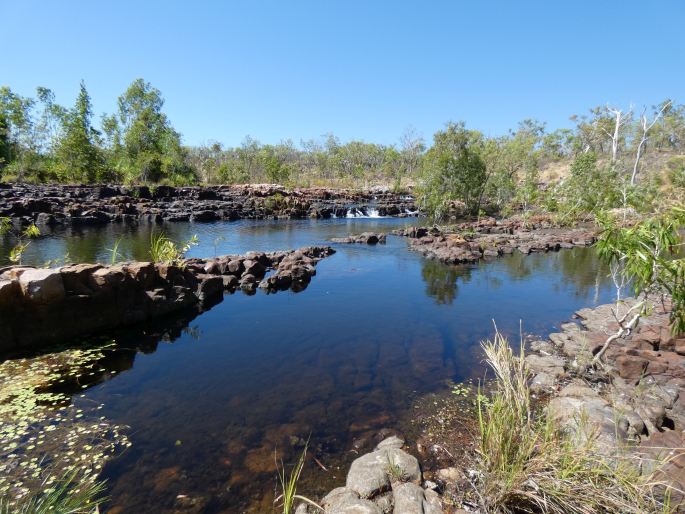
xmin=419 ymin=122 xmax=487 ymax=219
xmin=0 ymin=87 xmax=34 ymax=176
xmin=631 ymin=100 xmax=671 ymax=185
xmin=593 ymin=208 xmax=685 ymax=364
xmin=53 ymin=81 xmax=104 ymax=183
xmin=397 ymin=127 xmax=425 ymax=189
xmin=107 ymin=78 xmax=195 ymax=184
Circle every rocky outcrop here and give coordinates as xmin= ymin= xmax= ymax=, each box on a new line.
xmin=526 ymin=296 xmax=685 ymax=503
xmin=0 ymin=246 xmax=334 ymax=351
xmin=296 ymin=436 xmax=443 ymax=514
xmin=0 ymin=183 xmax=417 ymax=225
xmin=331 ymin=232 xmax=387 ymax=245
xmin=394 ymin=218 xmax=596 ymax=264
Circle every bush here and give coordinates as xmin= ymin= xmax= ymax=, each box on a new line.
xmin=667 ymin=156 xmax=685 ymax=189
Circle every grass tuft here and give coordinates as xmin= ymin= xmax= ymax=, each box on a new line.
xmin=274 ymin=441 xmax=322 ymax=514
xmin=0 ymin=471 xmax=106 ymax=514
xmin=474 ymin=330 xmax=676 ymax=513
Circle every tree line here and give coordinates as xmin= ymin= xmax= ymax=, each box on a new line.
xmin=2 ymin=79 xmax=684 ymax=219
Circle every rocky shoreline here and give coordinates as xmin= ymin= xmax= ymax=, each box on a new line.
xmin=527 ymin=295 xmax=685 ymax=503
xmin=393 ymin=217 xmax=597 ymax=264
xmin=0 ymin=246 xmax=334 ymax=352
xmin=0 ymin=183 xmax=417 ymax=225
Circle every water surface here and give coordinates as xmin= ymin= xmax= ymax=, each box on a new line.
xmin=3 ymin=219 xmax=614 ymax=512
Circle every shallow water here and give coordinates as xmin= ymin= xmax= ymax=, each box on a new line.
xmin=2 ymin=219 xmax=615 ymax=512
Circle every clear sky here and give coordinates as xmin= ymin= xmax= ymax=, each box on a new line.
xmin=2 ymin=0 xmax=683 ymax=147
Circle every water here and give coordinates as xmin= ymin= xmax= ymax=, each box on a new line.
xmin=1 ymin=219 xmax=615 ymax=512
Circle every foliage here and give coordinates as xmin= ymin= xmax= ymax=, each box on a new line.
xmin=148 ymin=232 xmax=199 ymax=264
xmin=559 ymin=152 xmax=619 ymax=214
xmin=596 ymin=207 xmax=685 ymax=334
xmin=1 ymin=82 xmax=684 ymax=218
xmin=0 ymin=217 xmax=40 ymax=264
xmin=52 ymin=82 xmax=105 ymax=183
xmin=0 ymin=342 xmax=130 ymax=503
xmin=418 ymin=122 xmax=487 ymax=219
xmin=666 ymin=156 xmax=685 ymax=189
xmin=474 ymin=331 xmax=674 ymax=513
xmin=0 ymin=471 xmax=106 ymax=514
xmin=275 ymin=442 xmax=321 ymax=514
xmin=103 ymin=79 xmax=196 ymax=184
xmin=106 ymin=237 xmax=124 ymax=265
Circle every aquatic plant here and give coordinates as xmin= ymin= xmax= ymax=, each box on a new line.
xmin=106 ymin=237 xmax=124 ymax=265
xmin=148 ymin=231 xmax=199 ymax=264
xmin=0 ymin=217 xmax=40 ymax=264
xmin=0 ymin=342 xmax=130 ymax=503
xmin=0 ymin=471 xmax=106 ymax=514
xmin=473 ymin=331 xmax=675 ymax=513
xmin=274 ymin=442 xmax=321 ymax=514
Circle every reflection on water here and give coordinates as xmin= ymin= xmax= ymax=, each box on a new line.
xmin=2 ymin=219 xmax=613 ymax=513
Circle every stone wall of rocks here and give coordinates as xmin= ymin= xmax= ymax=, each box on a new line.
xmin=526 ymin=297 xmax=685 ymax=503
xmin=0 ymin=246 xmax=334 ymax=352
xmin=394 ymin=218 xmax=596 ymax=264
xmin=0 ymin=183 xmax=417 ymax=225
xmin=331 ymin=232 xmax=387 ymax=245
xmin=296 ymin=436 xmax=443 ymax=514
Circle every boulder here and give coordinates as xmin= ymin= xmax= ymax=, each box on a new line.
xmin=392 ymin=482 xmax=441 ymax=514
xmin=346 ymin=443 xmax=421 ymax=499
xmin=18 ymin=268 xmax=65 ymax=303
xmin=319 ymin=487 xmax=384 ymax=514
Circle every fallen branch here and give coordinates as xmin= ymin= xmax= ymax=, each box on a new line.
xmin=592 ymin=300 xmax=645 ymax=365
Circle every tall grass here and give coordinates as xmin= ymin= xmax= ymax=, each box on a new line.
xmin=475 ymin=331 xmax=674 ymax=513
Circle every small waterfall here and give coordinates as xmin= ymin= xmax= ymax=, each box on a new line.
xmin=345 ymin=207 xmax=383 ymax=218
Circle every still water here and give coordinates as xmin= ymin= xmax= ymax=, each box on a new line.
xmin=3 ymin=219 xmax=614 ymax=512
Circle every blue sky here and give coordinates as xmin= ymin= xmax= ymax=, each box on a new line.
xmin=2 ymin=0 xmax=683 ymax=147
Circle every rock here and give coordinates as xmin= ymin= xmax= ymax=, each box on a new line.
xmin=227 ymin=259 xmax=244 ymax=276
xmin=59 ymin=263 xmax=103 ymax=295
xmin=391 ymin=482 xmax=425 ymax=514
xmin=18 ymin=268 xmax=65 ymax=303
xmin=0 ymin=279 xmax=20 ymax=306
xmin=375 ymin=435 xmax=405 ymax=451
xmin=332 ymin=232 xmax=387 ymax=245
xmin=222 ymin=275 xmax=239 ymax=290
xmin=526 ymin=354 xmax=565 ymax=377
xmin=0 ymin=245 xmax=335 ymax=351
xmin=392 ymin=482 xmax=442 ymax=514
xmin=243 ymin=259 xmax=266 ymax=279
xmin=530 ymin=372 xmax=556 ymax=392
xmin=436 ymin=467 xmax=460 ymax=483
xmin=615 ymin=355 xmax=649 ymax=384
xmin=346 ymin=447 xmax=421 ymax=499
xmin=321 ymin=487 xmax=383 ymax=514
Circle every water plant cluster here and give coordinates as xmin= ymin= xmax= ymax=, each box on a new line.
xmin=0 ymin=342 xmax=130 ymax=508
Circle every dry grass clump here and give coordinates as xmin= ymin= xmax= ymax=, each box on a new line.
xmin=474 ymin=331 xmax=674 ymax=514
